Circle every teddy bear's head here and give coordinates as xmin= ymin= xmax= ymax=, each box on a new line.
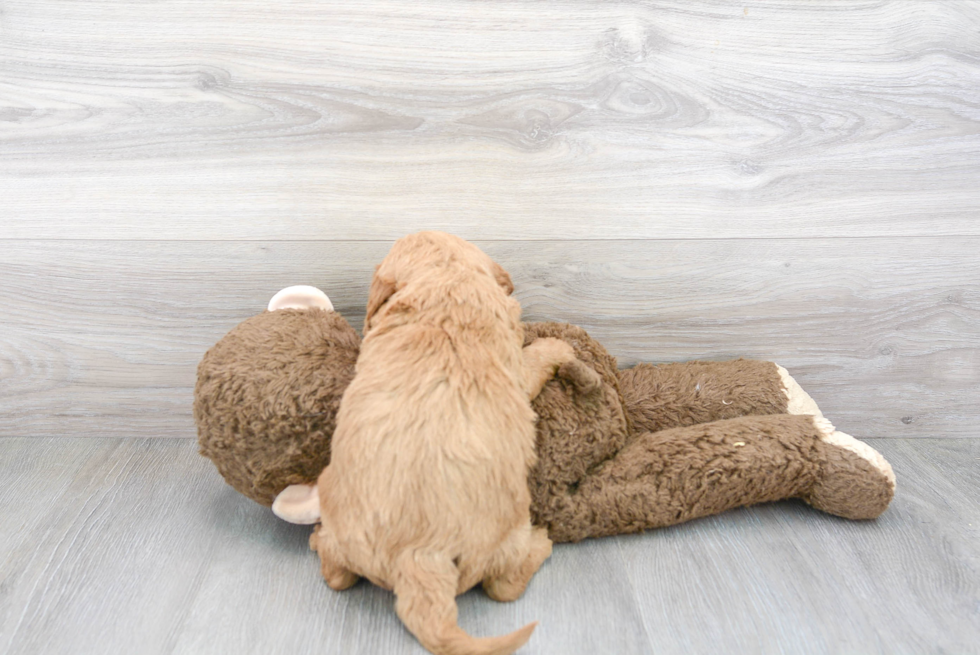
xmin=194 ymin=308 xmax=360 ymax=506
xmin=195 ymin=309 xmax=633 ymax=525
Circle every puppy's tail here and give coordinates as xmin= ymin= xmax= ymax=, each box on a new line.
xmin=394 ymin=554 xmax=536 ymax=655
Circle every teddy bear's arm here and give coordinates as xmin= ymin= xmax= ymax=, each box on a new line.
xmin=619 ymin=359 xmax=821 ymax=434
xmin=537 ymin=413 xmax=895 ymax=543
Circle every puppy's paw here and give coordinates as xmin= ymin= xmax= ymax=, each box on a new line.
xmin=523 ymin=337 xmax=579 ymax=400
xmin=557 ymin=359 xmax=604 ymax=396
xmin=309 ymin=526 xmax=320 ymax=551
xmin=535 ymin=337 xmax=576 ymax=367
xmin=324 ymin=567 xmax=359 ymax=591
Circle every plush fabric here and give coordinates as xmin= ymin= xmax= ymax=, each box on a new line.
xmin=619 ymin=359 xmax=789 ymax=433
xmin=522 ymin=322 xmax=633 ymax=535
xmin=540 ymin=414 xmax=828 ymax=542
xmin=195 ymin=309 xmax=358 ymax=506
xmin=195 ymin=311 xmax=895 ymax=541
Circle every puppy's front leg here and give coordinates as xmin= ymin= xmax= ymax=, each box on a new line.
xmin=522 ymin=337 xmax=576 ymax=400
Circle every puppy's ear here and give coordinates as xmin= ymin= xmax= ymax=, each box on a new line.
xmin=491 ymin=261 xmax=514 ymax=295
xmin=364 ymin=265 xmax=397 ymax=333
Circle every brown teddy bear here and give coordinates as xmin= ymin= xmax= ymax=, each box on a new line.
xmin=195 ymin=287 xmax=894 ymax=543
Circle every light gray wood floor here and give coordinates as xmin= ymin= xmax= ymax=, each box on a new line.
xmin=1 ymin=437 xmax=977 ymax=655
xmin=2 ymin=1 xmax=979 ymax=653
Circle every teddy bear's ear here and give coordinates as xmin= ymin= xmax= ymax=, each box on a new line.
xmin=272 ymin=484 xmax=321 ymax=524
xmin=364 ymin=265 xmax=398 ymax=333
xmin=267 ymin=285 xmax=334 ymax=312
xmin=491 ymin=260 xmax=514 ymax=295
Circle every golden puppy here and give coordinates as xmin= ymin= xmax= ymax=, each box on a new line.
xmin=311 ymin=231 xmax=575 ymax=655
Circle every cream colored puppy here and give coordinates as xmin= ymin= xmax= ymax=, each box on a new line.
xmin=311 ymin=231 xmax=574 ymax=655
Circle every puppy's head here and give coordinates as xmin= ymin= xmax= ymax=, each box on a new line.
xmin=364 ymin=231 xmax=513 ymax=333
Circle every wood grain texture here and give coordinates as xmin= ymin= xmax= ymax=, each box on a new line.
xmin=2 ymin=3 xmax=976 ymax=653
xmin=2 ymin=0 xmax=979 ymax=239
xmin=0 ymin=437 xmax=976 ymax=654
xmin=2 ymin=238 xmax=976 ymax=439
xmin=618 ymin=436 xmax=980 ymax=654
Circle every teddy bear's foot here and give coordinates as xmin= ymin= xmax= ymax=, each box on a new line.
xmin=804 ymin=417 xmax=896 ymax=520
xmin=775 ymin=367 xmax=894 ymax=518
xmin=776 ymin=365 xmax=825 ymax=419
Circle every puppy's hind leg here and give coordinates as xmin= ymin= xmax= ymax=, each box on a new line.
xmin=522 ymin=337 xmax=576 ymax=400
xmin=483 ymin=523 xmax=553 ymax=602
xmin=310 ymin=526 xmax=359 ymax=591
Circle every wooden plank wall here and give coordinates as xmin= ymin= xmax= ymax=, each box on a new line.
xmin=2 ymin=1 xmax=978 ymax=440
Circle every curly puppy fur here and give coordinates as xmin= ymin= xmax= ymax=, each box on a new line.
xmin=312 ymin=232 xmax=573 ymax=655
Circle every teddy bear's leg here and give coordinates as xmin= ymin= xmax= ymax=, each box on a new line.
xmin=541 ymin=414 xmax=894 ymax=543
xmin=482 ymin=523 xmax=553 ymax=602
xmin=774 ymin=369 xmax=896 ymax=516
xmin=541 ymin=414 xmax=825 ymax=542
xmin=619 ymin=359 xmax=824 ymax=433
xmin=804 ymin=417 xmax=896 ymax=520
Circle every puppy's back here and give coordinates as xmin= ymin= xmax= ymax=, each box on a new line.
xmin=319 ymin=231 xmax=543 ymax=655
xmin=324 ymin=321 xmax=536 ymax=556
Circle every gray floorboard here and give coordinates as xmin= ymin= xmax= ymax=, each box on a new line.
xmin=1 ymin=437 xmax=977 ymax=655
